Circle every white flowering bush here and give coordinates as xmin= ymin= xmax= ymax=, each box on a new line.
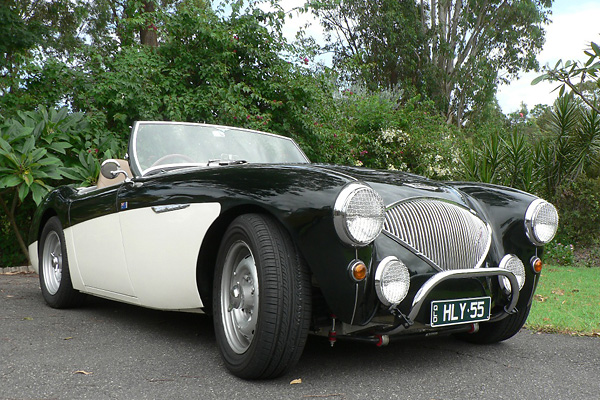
xmin=306 ymin=89 xmax=465 ymax=180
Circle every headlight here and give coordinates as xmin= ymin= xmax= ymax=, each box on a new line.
xmin=525 ymin=199 xmax=559 ymax=246
xmin=374 ymin=256 xmax=410 ymax=306
xmin=499 ymin=254 xmax=525 ymax=292
xmin=333 ymin=182 xmax=385 ymax=247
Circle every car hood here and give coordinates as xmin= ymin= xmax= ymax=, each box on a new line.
xmin=312 ymin=165 xmax=469 ymax=208
xmin=136 ymin=163 xmax=473 ymax=212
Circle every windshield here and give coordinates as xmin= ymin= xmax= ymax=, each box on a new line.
xmin=131 ymin=122 xmax=309 ymax=176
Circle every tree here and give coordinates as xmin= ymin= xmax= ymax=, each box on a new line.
xmin=533 ymin=41 xmax=600 ymax=114
xmin=0 ymin=0 xmax=87 ymax=113
xmin=310 ymin=0 xmax=552 ymax=125
xmin=310 ymin=0 xmax=431 ymax=93
xmin=83 ymin=0 xmax=183 ymax=50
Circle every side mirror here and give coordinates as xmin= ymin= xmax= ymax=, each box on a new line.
xmin=100 ymin=159 xmax=129 ymax=180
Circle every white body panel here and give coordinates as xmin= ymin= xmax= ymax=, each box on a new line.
xmin=119 ymin=203 xmax=221 ymax=310
xmin=58 ymin=202 xmax=221 ymax=310
xmin=28 ymin=242 xmax=39 ymax=273
xmin=64 ymin=226 xmax=86 ymax=292
xmin=70 ymin=213 xmax=136 ymax=296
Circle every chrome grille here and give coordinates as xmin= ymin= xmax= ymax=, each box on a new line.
xmin=383 ymin=198 xmax=491 ymax=270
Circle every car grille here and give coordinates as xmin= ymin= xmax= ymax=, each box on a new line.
xmin=383 ymin=198 xmax=491 ymax=270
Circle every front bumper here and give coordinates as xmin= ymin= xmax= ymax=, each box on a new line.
xmin=381 ymin=268 xmax=519 ymax=335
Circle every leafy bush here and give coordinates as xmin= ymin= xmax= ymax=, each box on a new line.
xmin=0 ymin=106 xmax=122 ymax=267
xmin=307 ymin=88 xmax=464 ymax=179
xmin=543 ymin=241 xmax=575 ymax=266
xmin=552 ymin=175 xmax=600 ymax=247
xmin=460 ymin=94 xmax=600 ymax=198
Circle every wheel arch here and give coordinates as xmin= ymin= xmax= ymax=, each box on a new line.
xmin=37 ymin=209 xmax=59 ymax=240
xmin=196 ymin=204 xmax=289 ymax=313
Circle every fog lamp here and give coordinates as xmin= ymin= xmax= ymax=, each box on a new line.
xmin=499 ymin=254 xmax=526 ymax=292
xmin=374 ymin=256 xmax=410 ymax=306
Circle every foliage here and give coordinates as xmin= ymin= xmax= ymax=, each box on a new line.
xmin=0 ymin=197 xmax=34 ymax=267
xmin=0 ymin=0 xmax=88 ymax=114
xmin=539 ymin=95 xmax=600 ymax=194
xmin=543 ymin=242 xmax=575 ymax=266
xmin=534 ymin=41 xmax=600 ymax=114
xmin=69 ymin=1 xmax=326 ymax=145
xmin=308 ymin=0 xmax=430 ymax=93
xmin=460 ymin=128 xmax=543 ymax=194
xmin=306 ymin=88 xmax=463 ymax=179
xmin=552 ymin=175 xmax=600 ymax=247
xmin=0 ymin=106 xmax=114 ymax=266
xmin=0 ymin=108 xmax=71 ymax=205
xmin=461 ymin=94 xmax=600 ymax=197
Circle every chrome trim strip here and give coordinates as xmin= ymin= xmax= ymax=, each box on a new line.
xmin=385 ymin=268 xmax=519 ymax=335
xmin=350 ymin=284 xmax=359 ymax=325
xmin=381 ymin=231 xmax=443 ymax=272
xmin=151 ymin=204 xmax=191 ymax=214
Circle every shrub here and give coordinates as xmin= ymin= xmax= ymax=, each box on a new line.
xmin=307 ymin=88 xmax=464 ymax=179
xmin=543 ymin=241 xmax=575 ymax=266
xmin=551 ymin=175 xmax=600 ymax=247
xmin=0 ymin=106 xmax=123 ymax=267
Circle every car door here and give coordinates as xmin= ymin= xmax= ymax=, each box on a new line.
xmin=68 ymin=185 xmax=137 ymax=299
xmin=116 ymin=177 xmax=220 ymax=310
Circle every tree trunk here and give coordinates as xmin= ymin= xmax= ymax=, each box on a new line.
xmin=139 ymin=1 xmax=158 ymax=47
xmin=0 ymin=192 xmax=32 ymax=266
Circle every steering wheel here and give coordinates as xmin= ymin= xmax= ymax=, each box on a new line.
xmin=150 ymin=154 xmax=195 ymax=167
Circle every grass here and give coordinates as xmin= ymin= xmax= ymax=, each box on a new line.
xmin=526 ymin=265 xmax=600 ymax=336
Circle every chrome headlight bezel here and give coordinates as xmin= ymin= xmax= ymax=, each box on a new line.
xmin=374 ymin=256 xmax=410 ymax=306
xmin=333 ymin=182 xmax=385 ymax=247
xmin=525 ymin=199 xmax=559 ymax=246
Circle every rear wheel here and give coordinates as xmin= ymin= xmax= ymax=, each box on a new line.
xmin=457 ymin=302 xmax=531 ymax=344
xmin=39 ymin=217 xmax=84 ymax=308
xmin=213 ymin=214 xmax=311 ymax=379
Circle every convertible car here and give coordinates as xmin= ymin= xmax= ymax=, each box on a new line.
xmin=28 ymin=121 xmax=558 ymax=379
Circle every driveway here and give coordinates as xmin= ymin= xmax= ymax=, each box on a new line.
xmin=1 ymin=273 xmax=599 ymax=400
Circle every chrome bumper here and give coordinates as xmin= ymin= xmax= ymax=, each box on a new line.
xmin=384 ymin=268 xmax=519 ymax=335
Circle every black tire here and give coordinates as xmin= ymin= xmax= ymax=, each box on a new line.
xmin=38 ymin=217 xmax=84 ymax=308
xmin=213 ymin=214 xmax=312 ymax=379
xmin=457 ymin=302 xmax=531 ymax=344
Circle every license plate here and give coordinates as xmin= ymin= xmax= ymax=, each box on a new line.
xmin=430 ymin=297 xmax=491 ymax=327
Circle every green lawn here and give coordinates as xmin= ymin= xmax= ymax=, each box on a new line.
xmin=526 ymin=265 xmax=600 ymax=336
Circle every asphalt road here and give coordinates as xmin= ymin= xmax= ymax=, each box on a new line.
xmin=1 ymin=273 xmax=599 ymax=400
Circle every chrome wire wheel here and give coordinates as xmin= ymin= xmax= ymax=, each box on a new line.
xmin=220 ymin=240 xmax=259 ymax=354
xmin=41 ymin=231 xmax=62 ymax=295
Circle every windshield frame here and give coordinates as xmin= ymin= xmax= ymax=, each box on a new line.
xmin=128 ymin=121 xmax=310 ymax=177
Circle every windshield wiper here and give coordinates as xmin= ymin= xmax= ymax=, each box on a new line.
xmin=207 ymin=159 xmax=248 ymax=166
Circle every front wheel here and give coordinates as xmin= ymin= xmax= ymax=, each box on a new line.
xmin=457 ymin=302 xmax=532 ymax=344
xmin=213 ymin=214 xmax=311 ymax=379
xmin=38 ymin=216 xmax=84 ymax=308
